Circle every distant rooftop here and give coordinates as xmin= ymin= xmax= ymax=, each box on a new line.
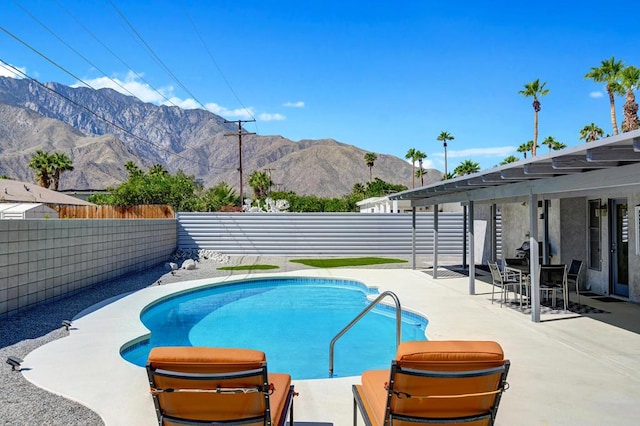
xmin=0 ymin=179 xmax=94 ymax=206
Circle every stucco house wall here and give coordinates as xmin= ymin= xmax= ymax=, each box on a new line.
xmin=501 ymin=193 xmax=639 ymax=303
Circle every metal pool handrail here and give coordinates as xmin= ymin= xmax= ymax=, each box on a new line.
xmin=329 ymin=291 xmax=401 ymax=377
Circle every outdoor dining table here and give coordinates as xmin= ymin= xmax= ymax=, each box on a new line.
xmin=505 ymin=263 xmax=568 ymax=309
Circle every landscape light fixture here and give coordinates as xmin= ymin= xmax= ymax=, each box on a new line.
xmin=6 ymin=356 xmax=23 ymax=371
xmin=62 ymin=320 xmax=72 ymax=331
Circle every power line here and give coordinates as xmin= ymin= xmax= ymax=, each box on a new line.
xmin=11 ymin=0 xmax=210 ymax=167
xmin=12 ymin=0 xmax=144 ymax=103
xmin=178 ymin=0 xmax=258 ymax=133
xmin=52 ymin=0 xmax=180 ymax=109
xmin=0 ymin=58 xmax=234 ymax=172
xmin=107 ymin=0 xmax=211 ymax=113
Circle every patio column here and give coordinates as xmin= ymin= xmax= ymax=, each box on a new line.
xmin=490 ymin=204 xmax=497 ymax=263
xmin=433 ymin=205 xmax=439 ymax=279
xmin=462 ymin=205 xmax=467 ymax=268
xmin=412 ymin=206 xmax=416 ymax=270
xmin=468 ymin=200 xmax=475 ymax=295
xmin=529 ymin=193 xmax=541 ymax=322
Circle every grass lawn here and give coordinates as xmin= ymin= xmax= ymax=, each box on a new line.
xmin=217 ymin=265 xmax=280 ymax=271
xmin=289 ymin=257 xmax=408 ymax=268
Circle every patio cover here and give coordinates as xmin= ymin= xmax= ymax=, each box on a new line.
xmin=388 ymin=130 xmax=640 ymax=322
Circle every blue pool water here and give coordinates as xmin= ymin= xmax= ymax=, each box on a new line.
xmin=121 ymin=277 xmax=427 ymax=379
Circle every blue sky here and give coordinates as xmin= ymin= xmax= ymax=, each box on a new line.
xmin=1 ymin=0 xmax=639 ymax=172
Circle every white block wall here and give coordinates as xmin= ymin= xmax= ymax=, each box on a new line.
xmin=0 ymin=219 xmax=177 ymax=318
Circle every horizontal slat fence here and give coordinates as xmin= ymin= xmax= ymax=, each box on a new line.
xmin=54 ymin=204 xmax=175 ymax=219
xmin=177 ymin=212 xmax=472 ymax=256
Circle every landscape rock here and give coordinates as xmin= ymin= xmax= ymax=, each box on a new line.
xmin=182 ymin=259 xmax=196 ymax=270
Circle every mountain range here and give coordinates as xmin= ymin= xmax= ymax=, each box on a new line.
xmin=0 ymin=76 xmax=441 ymax=197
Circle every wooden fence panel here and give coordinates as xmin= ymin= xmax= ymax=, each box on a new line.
xmin=53 ymin=204 xmax=175 ymax=219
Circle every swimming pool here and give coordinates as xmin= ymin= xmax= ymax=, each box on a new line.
xmin=121 ymin=277 xmax=427 ymax=379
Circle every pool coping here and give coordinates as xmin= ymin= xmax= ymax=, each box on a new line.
xmin=22 ymin=269 xmax=426 ymax=425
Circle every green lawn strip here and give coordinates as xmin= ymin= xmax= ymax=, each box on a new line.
xmin=217 ymin=265 xmax=280 ymax=271
xmin=289 ymin=257 xmax=408 ymax=268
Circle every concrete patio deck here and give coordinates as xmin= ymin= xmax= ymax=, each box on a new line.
xmin=21 ymin=265 xmax=640 ymax=425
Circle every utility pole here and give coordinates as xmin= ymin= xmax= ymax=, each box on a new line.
xmin=224 ymin=119 xmax=255 ymax=207
xmin=264 ymin=167 xmax=277 ymax=194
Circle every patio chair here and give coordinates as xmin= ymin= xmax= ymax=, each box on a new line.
xmin=539 ymin=264 xmax=568 ymax=310
xmin=146 ymin=347 xmax=296 ymax=426
xmin=352 ymin=340 xmax=510 ymax=426
xmin=488 ymin=262 xmax=522 ymax=307
xmin=566 ymin=260 xmax=583 ymax=304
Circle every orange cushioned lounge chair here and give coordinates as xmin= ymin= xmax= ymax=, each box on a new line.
xmin=352 ymin=341 xmax=510 ymax=426
xmin=147 ymin=347 xmax=296 ymax=426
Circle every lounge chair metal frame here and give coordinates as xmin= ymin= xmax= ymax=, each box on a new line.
xmin=147 ymin=360 xmax=294 ymax=426
xmin=353 ymin=357 xmax=510 ymax=425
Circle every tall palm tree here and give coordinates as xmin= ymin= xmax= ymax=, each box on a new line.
xmin=248 ymin=170 xmax=272 ymax=199
xmin=405 ymin=148 xmax=418 ymax=188
xmin=436 ymin=131 xmax=454 ymax=177
xmin=454 ymin=159 xmax=481 ymax=176
xmin=364 ymin=152 xmax=378 ymax=183
xmin=50 ymin=152 xmax=74 ymax=191
xmin=519 ymin=79 xmax=549 ymax=157
xmin=414 ymin=150 xmax=427 ymax=186
xmin=617 ymin=65 xmax=640 ymax=132
xmin=579 ymin=123 xmax=605 ymax=142
xmin=585 ymin=56 xmax=624 ymax=135
xmin=28 ymin=150 xmax=54 ymax=188
xmin=541 ymin=136 xmax=566 ymax=153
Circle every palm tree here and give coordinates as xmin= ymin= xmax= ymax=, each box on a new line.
xmin=28 ymin=150 xmax=54 ymax=188
xmin=618 ymin=65 xmax=640 ymax=132
xmin=415 ymin=168 xmax=427 ymax=186
xmin=500 ymin=155 xmax=519 ymax=165
xmin=516 ymin=141 xmax=536 ymax=159
xmin=364 ymin=152 xmax=377 ymax=183
xmin=442 ymin=172 xmax=456 ymax=180
xmin=436 ymin=131 xmax=454 ymax=177
xmin=579 ymin=123 xmax=605 ymax=142
xmin=585 ymin=56 xmax=624 ymax=135
xmin=352 ymin=183 xmax=366 ymax=195
xmin=541 ymin=136 xmax=566 ymax=153
xmin=454 ymin=159 xmax=481 ymax=176
xmin=414 ymin=150 xmax=427 ymax=186
xmin=50 ymin=152 xmax=74 ymax=191
xmin=519 ymin=79 xmax=549 ymax=157
xmin=197 ymin=181 xmax=239 ymax=212
xmin=248 ymin=170 xmax=272 ymax=199
xmin=405 ymin=148 xmax=418 ymax=188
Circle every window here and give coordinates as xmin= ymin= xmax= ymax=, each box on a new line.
xmin=588 ymin=200 xmax=601 ymax=270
